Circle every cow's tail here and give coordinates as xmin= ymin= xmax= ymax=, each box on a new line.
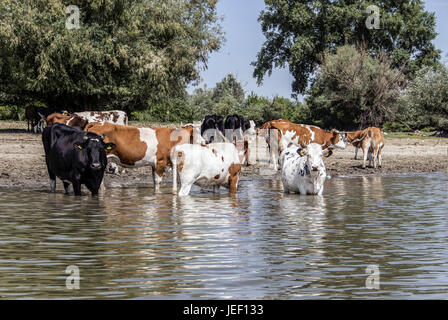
xmin=259 ymin=121 xmax=274 ymax=152
xmin=171 ymin=146 xmax=179 ymax=194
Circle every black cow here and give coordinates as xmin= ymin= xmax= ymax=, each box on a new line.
xmin=225 ymin=114 xmax=244 ymax=130
xmin=42 ymin=123 xmax=116 ymax=196
xmin=243 ymin=120 xmax=251 ymax=132
xmin=224 ymin=114 xmax=246 ymax=142
xmin=200 ymin=114 xmax=225 ymax=143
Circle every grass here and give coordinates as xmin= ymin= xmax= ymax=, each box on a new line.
xmin=384 ymin=131 xmax=444 ymax=139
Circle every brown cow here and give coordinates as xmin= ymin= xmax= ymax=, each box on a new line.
xmin=25 ymin=106 xmax=38 ymax=133
xmin=84 ymin=122 xmax=203 ymax=192
xmin=343 ymin=127 xmax=385 ymax=169
xmin=259 ymin=119 xmax=346 ymax=170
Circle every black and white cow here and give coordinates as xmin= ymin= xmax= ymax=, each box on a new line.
xmin=42 ymin=123 xmax=116 ymax=196
xmin=280 ymin=143 xmax=333 ymax=195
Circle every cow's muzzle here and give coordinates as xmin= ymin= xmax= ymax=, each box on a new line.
xmin=90 ymin=163 xmax=102 ymax=170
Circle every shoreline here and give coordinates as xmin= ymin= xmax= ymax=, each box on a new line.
xmin=0 ymin=171 xmax=446 ymax=192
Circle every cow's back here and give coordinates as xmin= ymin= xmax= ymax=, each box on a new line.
xmin=76 ymin=110 xmax=128 ymax=126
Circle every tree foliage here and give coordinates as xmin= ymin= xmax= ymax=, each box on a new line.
xmin=306 ymin=45 xmax=405 ymax=129
xmin=253 ymin=0 xmax=440 ymax=96
xmin=212 ymin=73 xmax=245 ymax=103
xmin=0 ymin=0 xmax=223 ymax=111
xmin=399 ymin=64 xmax=448 ymax=131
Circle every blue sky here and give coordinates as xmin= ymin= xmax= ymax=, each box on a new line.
xmin=188 ymin=0 xmax=448 ymax=99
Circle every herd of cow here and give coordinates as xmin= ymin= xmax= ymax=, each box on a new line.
xmin=24 ymin=106 xmax=385 ymax=197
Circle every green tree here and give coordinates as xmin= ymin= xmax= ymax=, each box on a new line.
xmin=212 ymin=73 xmax=245 ymax=103
xmin=399 ymin=64 xmax=448 ymax=131
xmin=188 ymin=86 xmax=215 ymax=118
xmin=280 ymin=98 xmax=310 ymax=124
xmin=253 ymin=0 xmax=440 ymax=96
xmin=0 ymin=0 xmax=223 ymax=111
xmin=306 ymin=45 xmax=405 ymax=129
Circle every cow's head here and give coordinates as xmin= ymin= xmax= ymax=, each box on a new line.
xmin=68 ymin=115 xmax=88 ymax=129
xmin=297 ymin=143 xmax=332 ymax=174
xmin=329 ymin=129 xmax=346 ymax=149
xmin=243 ymin=120 xmax=256 ymax=135
xmin=74 ymin=134 xmax=116 ymax=171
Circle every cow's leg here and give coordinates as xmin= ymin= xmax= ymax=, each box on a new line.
xmin=72 ymin=181 xmax=82 ymax=196
xmin=229 ymin=175 xmax=239 ymax=193
xmin=50 ymin=179 xmax=56 ymax=193
xmin=271 ymin=149 xmax=278 ymax=171
xmin=362 ymin=146 xmax=368 ymax=169
xmin=48 ymin=170 xmax=57 ymax=193
xmin=152 ymin=165 xmax=164 ymax=193
xmin=244 ymin=139 xmax=249 ymax=166
xmin=316 ymin=175 xmax=326 ymax=195
xmin=368 ymin=149 xmax=374 ymax=168
xmin=63 ymin=182 xmax=71 ymax=194
xmin=378 ymin=144 xmax=384 ymax=168
xmin=298 ymin=183 xmax=307 ymax=195
xmin=372 ymin=146 xmax=380 ymax=169
xmin=282 ymin=180 xmax=289 ymax=193
xmin=178 ymin=184 xmax=193 ymax=196
xmin=354 ymin=147 xmax=358 ymax=160
xmin=213 ymin=185 xmax=220 ymax=193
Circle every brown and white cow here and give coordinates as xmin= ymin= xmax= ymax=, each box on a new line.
xmin=84 ymin=122 xmax=204 ymax=191
xmin=46 ymin=110 xmax=128 ymax=129
xmin=259 ymin=119 xmax=345 ymax=170
xmin=171 ymin=142 xmax=242 ymax=196
xmin=343 ymin=127 xmax=385 ymax=169
xmin=75 ymin=111 xmax=128 ymax=126
xmin=46 ymin=113 xmax=88 ymax=128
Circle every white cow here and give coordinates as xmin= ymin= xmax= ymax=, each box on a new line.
xmin=171 ymin=142 xmax=243 ymax=196
xmin=280 ymin=143 xmax=332 ymax=195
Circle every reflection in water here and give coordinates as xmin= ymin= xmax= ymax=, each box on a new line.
xmin=0 ymin=173 xmax=447 ymax=299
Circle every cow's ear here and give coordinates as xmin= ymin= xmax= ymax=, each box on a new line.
xmin=104 ymin=143 xmax=116 ymax=151
xmin=323 ymin=149 xmax=333 ymax=158
xmin=297 ymin=148 xmax=307 ymax=157
xmin=74 ymin=142 xmax=85 ymax=150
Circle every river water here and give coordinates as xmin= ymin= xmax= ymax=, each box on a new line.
xmin=0 ymin=173 xmax=447 ymax=299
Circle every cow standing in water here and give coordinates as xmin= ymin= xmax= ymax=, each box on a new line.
xmin=42 ymin=124 xmax=115 ymax=196
xmin=171 ymin=142 xmax=242 ymax=196
xmin=85 ymin=122 xmax=204 ymax=192
xmin=259 ymin=119 xmax=345 ymax=170
xmin=280 ymin=143 xmax=333 ymax=195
